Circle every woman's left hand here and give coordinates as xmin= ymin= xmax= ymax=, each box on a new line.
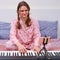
xmin=32 ymin=46 xmax=40 ymax=53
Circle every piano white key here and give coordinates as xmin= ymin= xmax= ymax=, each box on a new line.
xmin=3 ymin=51 xmax=6 ymax=56
xmin=0 ymin=51 xmax=60 ymax=56
xmin=0 ymin=51 xmax=1 ymax=56
xmin=24 ymin=53 xmax=27 ymax=56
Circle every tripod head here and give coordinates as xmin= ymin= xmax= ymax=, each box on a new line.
xmin=43 ymin=36 xmax=48 ymax=46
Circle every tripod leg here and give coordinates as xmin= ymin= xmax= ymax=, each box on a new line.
xmin=39 ymin=47 xmax=44 ymax=53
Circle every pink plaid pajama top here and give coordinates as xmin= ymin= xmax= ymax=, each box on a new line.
xmin=9 ymin=18 xmax=41 ymax=49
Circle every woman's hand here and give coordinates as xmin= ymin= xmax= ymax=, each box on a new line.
xmin=14 ymin=40 xmax=27 ymax=53
xmin=18 ymin=44 xmax=27 ymax=53
xmin=32 ymin=46 xmax=40 ymax=53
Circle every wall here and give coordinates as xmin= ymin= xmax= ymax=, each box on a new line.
xmin=0 ymin=0 xmax=60 ymax=37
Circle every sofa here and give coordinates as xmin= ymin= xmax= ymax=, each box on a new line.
xmin=0 ymin=20 xmax=58 ymax=40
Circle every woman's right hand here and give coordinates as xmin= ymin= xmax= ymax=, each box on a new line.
xmin=18 ymin=44 xmax=27 ymax=53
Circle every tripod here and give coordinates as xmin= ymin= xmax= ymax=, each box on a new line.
xmin=37 ymin=37 xmax=49 ymax=59
xmin=39 ymin=37 xmax=48 ymax=55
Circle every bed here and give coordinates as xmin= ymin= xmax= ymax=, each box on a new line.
xmin=0 ymin=20 xmax=60 ymax=51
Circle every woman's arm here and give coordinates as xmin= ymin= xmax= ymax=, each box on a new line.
xmin=32 ymin=20 xmax=41 ymax=52
xmin=10 ymin=20 xmax=27 ymax=52
xmin=10 ymin=20 xmax=20 ymax=46
xmin=33 ymin=20 xmax=41 ymax=46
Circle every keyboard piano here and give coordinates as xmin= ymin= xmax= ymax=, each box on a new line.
xmin=0 ymin=51 xmax=60 ymax=60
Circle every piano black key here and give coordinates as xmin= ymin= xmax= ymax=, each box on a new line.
xmin=16 ymin=52 xmax=19 ymax=56
xmin=8 ymin=52 xmax=10 ymax=56
xmin=12 ymin=52 xmax=14 ymax=56
xmin=30 ymin=52 xmax=33 ymax=56
xmin=15 ymin=52 xmax=16 ymax=56
xmin=26 ymin=52 xmax=29 ymax=56
xmin=20 ymin=52 xmax=23 ymax=56
xmin=3 ymin=52 xmax=5 ymax=56
xmin=1 ymin=52 xmax=3 ymax=56
xmin=28 ymin=52 xmax=31 ymax=56
xmin=6 ymin=52 xmax=9 ymax=56
xmin=34 ymin=52 xmax=37 ymax=56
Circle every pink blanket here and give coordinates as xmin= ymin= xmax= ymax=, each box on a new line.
xmin=46 ymin=38 xmax=60 ymax=51
xmin=0 ymin=38 xmax=60 ymax=51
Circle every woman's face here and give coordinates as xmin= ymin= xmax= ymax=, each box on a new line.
xmin=18 ymin=6 xmax=29 ymax=20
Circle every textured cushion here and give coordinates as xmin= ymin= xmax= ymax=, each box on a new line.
xmin=0 ymin=22 xmax=10 ymax=39
xmin=38 ymin=21 xmax=58 ymax=39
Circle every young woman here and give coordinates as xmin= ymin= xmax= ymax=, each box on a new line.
xmin=6 ymin=1 xmax=41 ymax=53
